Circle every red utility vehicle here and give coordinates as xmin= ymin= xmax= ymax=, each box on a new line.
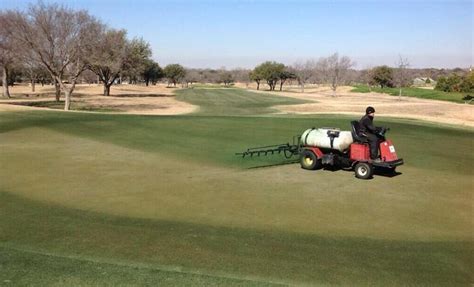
xmin=299 ymin=121 xmax=403 ymax=179
xmin=237 ymin=121 xmax=404 ymax=179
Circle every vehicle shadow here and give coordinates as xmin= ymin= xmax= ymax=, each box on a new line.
xmin=373 ymin=167 xmax=403 ymax=178
xmin=323 ymin=165 xmax=402 ymax=179
xmin=246 ymin=160 xmax=299 ymax=169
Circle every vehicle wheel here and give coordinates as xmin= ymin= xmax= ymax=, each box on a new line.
xmin=354 ymin=162 xmax=373 ymax=179
xmin=300 ymin=150 xmax=321 ymax=170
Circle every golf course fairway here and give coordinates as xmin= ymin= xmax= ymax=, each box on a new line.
xmin=0 ymin=88 xmax=472 ymax=286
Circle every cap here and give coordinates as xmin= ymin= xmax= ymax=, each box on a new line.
xmin=366 ymin=106 xmax=375 ymax=114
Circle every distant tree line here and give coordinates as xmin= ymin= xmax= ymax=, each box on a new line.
xmin=361 ymin=65 xmax=473 ymax=94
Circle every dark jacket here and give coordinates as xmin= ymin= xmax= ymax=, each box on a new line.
xmin=359 ymin=114 xmax=377 ymax=135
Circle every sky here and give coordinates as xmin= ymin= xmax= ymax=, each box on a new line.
xmin=2 ymin=0 xmax=473 ymax=69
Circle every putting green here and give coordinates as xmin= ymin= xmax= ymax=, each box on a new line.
xmin=0 ymin=88 xmax=472 ymax=285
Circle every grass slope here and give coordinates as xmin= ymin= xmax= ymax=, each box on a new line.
xmin=1 ymin=88 xmax=473 ymax=285
xmin=351 ymin=85 xmax=466 ymax=103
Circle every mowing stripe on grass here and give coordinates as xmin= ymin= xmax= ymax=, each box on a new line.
xmin=1 ymin=191 xmax=472 ymax=286
xmin=0 ymin=245 xmax=285 ymax=286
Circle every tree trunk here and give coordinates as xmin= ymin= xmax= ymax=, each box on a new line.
xmin=61 ymin=79 xmax=77 ymax=111
xmin=145 ymin=79 xmax=149 ymax=86
xmin=279 ymin=80 xmax=284 ymax=91
xmin=54 ymin=80 xmax=61 ymax=102
xmin=2 ymin=66 xmax=11 ymax=98
xmin=31 ymin=79 xmax=36 ymax=92
xmin=256 ymin=81 xmax=260 ymax=90
xmin=104 ymin=83 xmax=111 ymax=96
xmin=64 ymin=89 xmax=71 ymax=111
xmin=398 ymin=88 xmax=402 ymax=101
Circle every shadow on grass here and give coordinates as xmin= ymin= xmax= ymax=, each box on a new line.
xmin=6 ymin=101 xmax=121 ymax=113
xmin=246 ymin=159 xmax=299 ymax=169
xmin=307 ymin=165 xmax=403 ymax=179
xmin=374 ymin=166 xmax=403 ymax=178
xmin=111 ymin=94 xmax=174 ymax=98
xmin=0 ymin=190 xmax=471 ymax=286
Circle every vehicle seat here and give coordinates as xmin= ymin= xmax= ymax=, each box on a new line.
xmin=351 ymin=121 xmax=368 ymax=143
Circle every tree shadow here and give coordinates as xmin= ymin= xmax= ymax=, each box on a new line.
xmin=110 ymin=94 xmax=174 ymax=98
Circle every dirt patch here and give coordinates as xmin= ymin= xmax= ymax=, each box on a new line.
xmin=0 ymin=84 xmax=197 ymax=115
xmin=237 ymin=84 xmax=474 ymax=128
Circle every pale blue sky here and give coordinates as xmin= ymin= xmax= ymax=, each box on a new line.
xmin=2 ymin=0 xmax=473 ymax=69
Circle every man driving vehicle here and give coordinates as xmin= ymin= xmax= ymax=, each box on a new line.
xmin=359 ymin=106 xmax=382 ymax=162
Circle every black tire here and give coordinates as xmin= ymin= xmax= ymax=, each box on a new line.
xmin=300 ymin=150 xmax=321 ymax=170
xmin=354 ymin=162 xmax=374 ymax=179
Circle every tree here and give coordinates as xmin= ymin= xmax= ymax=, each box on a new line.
xmin=395 ymin=55 xmax=410 ymax=100
xmin=278 ymin=69 xmax=296 ymax=91
xmin=460 ymin=71 xmax=474 ymax=93
xmin=122 ymin=38 xmax=152 ymax=84
xmin=183 ymin=69 xmax=201 ymax=87
xmin=142 ymin=59 xmax=163 ymax=86
xmin=163 ymin=64 xmax=186 ymax=87
xmin=358 ymin=66 xmax=374 ymax=91
xmin=219 ymin=71 xmax=234 ymax=86
xmin=0 ymin=11 xmax=16 ymax=98
xmin=252 ymin=61 xmax=285 ymax=91
xmin=88 ymin=29 xmax=129 ymax=96
xmin=293 ymin=60 xmax=316 ymax=92
xmin=230 ymin=68 xmax=251 ymax=87
xmin=21 ymin=59 xmax=47 ymax=92
xmin=6 ymin=3 xmax=103 ymax=110
xmin=435 ymin=73 xmax=471 ymax=93
xmin=371 ymin=66 xmax=394 ymax=88
xmin=318 ymin=53 xmax=354 ymax=96
xmin=249 ymin=70 xmax=263 ymax=90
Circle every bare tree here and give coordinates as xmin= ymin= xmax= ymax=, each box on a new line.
xmin=6 ymin=3 xmax=103 ymax=110
xmin=321 ymin=53 xmax=354 ymax=97
xmin=395 ymin=55 xmax=410 ymax=100
xmin=230 ymin=68 xmax=251 ymax=87
xmin=315 ymin=57 xmax=330 ymax=87
xmin=22 ymin=59 xmax=42 ymax=92
xmin=183 ymin=69 xmax=201 ymax=87
xmin=0 ymin=11 xmax=16 ymax=98
xmin=358 ymin=66 xmax=374 ymax=91
xmin=292 ymin=60 xmax=316 ymax=92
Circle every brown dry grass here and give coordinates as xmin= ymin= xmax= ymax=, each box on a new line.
xmin=0 ymin=83 xmax=197 ymax=115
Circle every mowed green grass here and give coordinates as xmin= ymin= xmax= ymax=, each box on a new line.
xmin=351 ymin=85 xmax=466 ymax=103
xmin=175 ymin=87 xmax=309 ymax=116
xmin=0 ymin=88 xmax=473 ymax=285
